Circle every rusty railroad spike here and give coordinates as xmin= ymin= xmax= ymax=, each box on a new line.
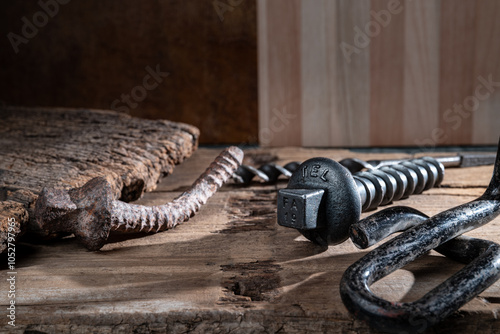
xmin=34 ymin=146 xmax=243 ymax=251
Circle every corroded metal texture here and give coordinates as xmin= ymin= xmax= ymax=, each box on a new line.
xmin=0 ymin=107 xmax=200 ymax=253
xmin=340 ymin=141 xmax=500 ymax=334
xmin=110 ymin=146 xmax=243 ymax=233
xmin=35 ymin=147 xmax=243 ymax=251
xmin=0 ymin=201 xmax=29 ymax=253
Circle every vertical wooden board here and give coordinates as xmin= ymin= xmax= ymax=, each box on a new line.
xmin=403 ymin=0 xmax=441 ymax=146
xmin=258 ymin=0 xmax=499 ymax=147
xmin=257 ymin=0 xmax=270 ymax=146
xmin=300 ymin=0 xmax=333 ymax=146
xmin=369 ymin=0 xmax=405 ymax=146
xmin=324 ymin=0 xmax=343 ymax=146
xmin=335 ymin=0 xmax=371 ymax=146
xmin=472 ymin=0 xmax=500 ymax=145
xmin=437 ymin=0 xmax=476 ymax=145
xmin=258 ymin=0 xmax=302 ymax=147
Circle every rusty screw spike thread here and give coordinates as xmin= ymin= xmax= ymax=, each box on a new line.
xmin=35 ymin=146 xmax=244 ymax=251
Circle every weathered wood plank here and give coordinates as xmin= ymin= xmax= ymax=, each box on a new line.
xmin=300 ymin=0 xmax=333 ymax=147
xmin=2 ymin=148 xmax=499 ymax=333
xmin=0 ymin=106 xmax=199 ymax=251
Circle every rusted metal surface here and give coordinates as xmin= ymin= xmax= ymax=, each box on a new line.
xmin=0 ymin=201 xmax=28 ymax=253
xmin=0 ymin=106 xmax=200 ymax=253
xmin=34 ymin=147 xmax=243 ymax=251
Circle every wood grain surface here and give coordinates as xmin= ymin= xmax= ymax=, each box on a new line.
xmin=2 ymin=147 xmax=499 ymax=333
xmin=0 ymin=107 xmax=199 ymax=253
xmin=258 ymin=0 xmax=500 ymax=147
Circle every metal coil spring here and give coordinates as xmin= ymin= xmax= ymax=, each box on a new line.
xmin=354 ymin=157 xmax=444 ymax=211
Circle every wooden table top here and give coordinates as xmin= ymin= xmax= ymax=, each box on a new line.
xmin=2 ymin=147 xmax=500 ymax=334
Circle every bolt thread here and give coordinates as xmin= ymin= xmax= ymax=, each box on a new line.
xmin=353 ymin=157 xmax=444 ymax=211
xmin=236 ymin=157 xmax=444 ymax=211
xmin=110 ymin=146 xmax=244 ymax=232
xmin=235 ymin=157 xmax=444 ymax=208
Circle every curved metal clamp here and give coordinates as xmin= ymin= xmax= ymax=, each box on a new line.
xmin=340 ymin=140 xmax=500 ymax=334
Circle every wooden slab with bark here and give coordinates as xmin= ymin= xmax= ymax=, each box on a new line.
xmin=0 ymin=107 xmax=199 ymax=253
xmin=1 ymin=147 xmax=499 ymax=333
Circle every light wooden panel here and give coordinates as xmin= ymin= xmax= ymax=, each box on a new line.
xmin=258 ymin=0 xmax=500 ymax=147
xmin=438 ymin=0 xmax=476 ymax=145
xmin=258 ymin=0 xmax=302 ymax=146
xmin=472 ymin=0 xmax=500 ymax=144
xmin=299 ymin=0 xmax=373 ymax=147
xmin=403 ymin=0 xmax=440 ymax=145
xmin=335 ymin=0 xmax=371 ymax=146
xmin=300 ymin=0 xmax=333 ymax=146
xmin=369 ymin=0 xmax=405 ymax=146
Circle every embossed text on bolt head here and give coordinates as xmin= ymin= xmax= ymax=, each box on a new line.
xmin=278 ymin=157 xmax=361 ymax=246
xmin=277 ymin=189 xmax=325 ymax=230
xmin=276 ymin=155 xmax=447 ymax=247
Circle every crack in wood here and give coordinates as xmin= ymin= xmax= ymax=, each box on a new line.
xmin=220 ymin=260 xmax=282 ymax=303
xmin=219 ymin=190 xmax=277 ymax=234
xmin=219 ymin=190 xmax=283 ymax=305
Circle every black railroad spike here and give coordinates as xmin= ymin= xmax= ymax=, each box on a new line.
xmin=276 ymin=156 xmax=444 ymax=246
xmin=233 ymin=152 xmax=496 ymax=185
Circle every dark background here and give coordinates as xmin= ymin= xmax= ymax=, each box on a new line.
xmin=0 ymin=0 xmax=258 ymax=145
